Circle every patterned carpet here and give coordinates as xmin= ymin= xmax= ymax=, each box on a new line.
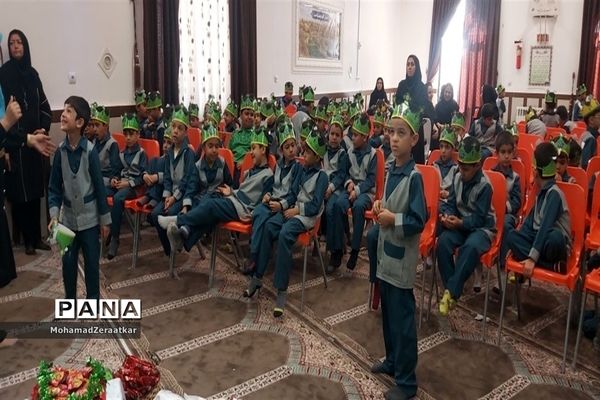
xmin=1 ymin=224 xmax=599 ymax=399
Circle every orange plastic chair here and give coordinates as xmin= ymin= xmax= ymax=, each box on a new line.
xmin=498 ymin=182 xmax=584 ymax=372
xmin=517 ymin=133 xmax=542 ymax=155
xmin=426 ymin=149 xmax=459 ymax=166
xmin=585 ymin=176 xmax=600 ymax=252
xmin=575 ymin=120 xmax=587 ymax=130
xmin=517 ymin=121 xmax=526 ymax=133
xmin=478 ymin=170 xmax=507 ymax=340
xmin=482 ymin=157 xmax=527 ymax=212
xmin=572 ymin=268 xmax=600 ymax=368
xmin=187 ymin=127 xmax=202 ymax=152
xmin=112 ymin=132 xmax=126 ymax=151
xmin=566 ymin=166 xmax=588 ymax=195
xmin=219 ymin=131 xmax=232 ymax=149
xmin=239 ymin=152 xmax=277 ymax=184
xmin=217 ymin=148 xmax=234 ymax=176
xmin=285 ymin=103 xmax=297 ymax=117
xmin=570 ymin=126 xmax=586 ymax=142
xmin=545 ymin=127 xmax=568 ymax=142
xmin=586 ymin=156 xmax=600 ymax=183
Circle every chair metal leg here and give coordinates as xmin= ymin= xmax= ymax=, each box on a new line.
xmin=561 ymin=291 xmax=574 ymax=373
xmin=482 ymin=265 xmax=492 ymax=341
xmin=418 ymin=256 xmax=427 ymax=330
xmin=572 ymin=291 xmax=588 ymax=369
xmin=168 ymin=248 xmax=178 ymax=279
xmin=131 ymin=212 xmax=141 ymax=269
xmin=497 ymin=268 xmax=509 ymax=345
xmin=301 ymin=245 xmax=308 ymax=312
xmin=196 ymin=242 xmax=206 ymax=260
xmin=368 ymin=283 xmax=373 ymax=310
xmin=209 ymin=228 xmax=218 ymax=288
xmin=426 ymin=255 xmax=437 ymax=321
xmin=515 ymin=278 xmax=523 ymax=321
xmin=314 ymin=237 xmax=327 ymax=288
xmin=229 ymin=232 xmax=242 ymax=269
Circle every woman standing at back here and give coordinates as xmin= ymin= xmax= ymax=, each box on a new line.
xmin=0 ymin=29 xmax=52 ymax=255
xmin=433 ymin=83 xmax=459 ymax=150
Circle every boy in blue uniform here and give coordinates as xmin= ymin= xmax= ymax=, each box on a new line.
xmin=188 ymin=103 xmax=201 ymax=129
xmin=367 ymin=102 xmax=427 ymax=400
xmin=90 ymin=103 xmax=120 ymax=190
xmin=141 ymin=91 xmax=165 ymax=149
xmin=433 ymin=127 xmax=458 ymax=201
xmin=150 ymin=106 xmax=196 ymax=256
xmin=369 ymin=111 xmax=393 ymax=165
xmin=504 ymin=142 xmax=571 ymax=276
xmin=327 ymin=113 xmax=377 ymax=274
xmin=468 ymin=103 xmax=502 ymax=161
xmin=135 ymin=90 xmax=148 ymax=127
xmin=451 ymin=112 xmax=466 ymax=146
xmin=160 ymin=128 xmax=274 ymax=251
xmin=244 ymin=120 xmax=301 ymax=273
xmin=223 ymin=99 xmax=240 ymax=133
xmin=553 ymin=135 xmax=576 ymax=183
xmin=179 ymin=123 xmax=233 ymax=252
xmin=106 ymin=114 xmax=147 ymax=259
xmin=580 ymin=97 xmax=600 ymax=169
xmin=138 ymin=128 xmax=173 ymax=208
xmin=436 ymin=136 xmax=496 ymax=316
xmin=48 ymin=96 xmax=111 ymax=299
xmin=244 ymin=132 xmax=329 ymax=317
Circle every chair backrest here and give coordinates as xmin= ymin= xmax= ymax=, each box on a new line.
xmin=556 ymin=182 xmax=585 ymax=271
xmin=482 ymin=157 xmax=527 ymax=212
xmin=138 ymin=138 xmax=160 ymax=160
xmin=112 ymin=132 xmax=126 ymax=151
xmin=517 ymin=133 xmax=542 ymax=155
xmin=187 ymin=127 xmax=202 ymax=151
xmin=374 ymin=149 xmax=385 ymax=201
xmin=239 ymin=152 xmax=277 ymax=184
xmin=590 ymin=175 xmax=600 ymax=234
xmin=415 ymin=165 xmax=440 ymax=246
xmin=566 ymin=166 xmax=588 ymax=196
xmin=516 ymin=147 xmax=533 ymax=192
xmin=545 ymin=126 xmax=568 ymax=142
xmin=517 ymin=120 xmax=526 ymax=133
xmin=426 ymin=149 xmax=458 ymax=166
xmin=218 ymin=148 xmax=234 ymax=176
xmin=575 ymin=120 xmax=587 ymax=130
xmin=285 ymin=103 xmax=297 ymax=117
xmin=586 ymin=156 xmax=600 ymax=183
xmin=570 ymin=126 xmax=586 ymax=142
xmin=483 ymin=170 xmax=507 ymax=251
xmin=220 ymin=131 xmax=232 ymax=148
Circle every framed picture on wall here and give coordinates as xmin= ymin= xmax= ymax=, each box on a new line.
xmin=528 ymin=46 xmax=552 ymax=86
xmin=293 ymin=0 xmax=343 ymax=73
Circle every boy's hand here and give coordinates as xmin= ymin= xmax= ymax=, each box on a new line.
xmin=263 ymin=193 xmax=271 ymax=204
xmin=101 ymin=225 xmax=110 ymax=239
xmin=440 ymin=189 xmax=449 ymax=199
xmin=164 ymin=196 xmax=176 ymax=210
xmin=116 ymin=180 xmax=130 ymax=190
xmin=347 ymin=182 xmax=355 ymax=193
xmin=239 ymin=215 xmax=252 ymax=223
xmin=180 ymin=206 xmax=188 ymax=215
xmin=377 ymin=209 xmax=395 ymax=227
xmin=522 ymin=258 xmax=535 ymax=278
xmin=269 ymin=201 xmax=282 ymax=212
xmin=217 ymin=184 xmax=232 ymax=197
xmin=325 ymin=187 xmax=333 ymax=200
xmin=349 ymin=190 xmax=357 ymax=202
xmin=48 ymin=218 xmax=58 ymax=233
xmin=143 ymin=173 xmax=154 ymax=186
xmin=110 ymin=178 xmax=119 ymax=188
xmin=284 ymin=207 xmax=299 ymax=219
xmin=372 ymin=200 xmax=382 ymax=215
xmin=445 ymin=215 xmax=463 ymax=229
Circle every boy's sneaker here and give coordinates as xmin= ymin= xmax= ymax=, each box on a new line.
xmin=439 ymin=289 xmax=456 ymax=317
xmin=273 ymin=290 xmax=287 ymax=318
xmin=107 ymin=239 xmax=119 ymax=260
xmin=158 ymin=215 xmax=177 ymax=230
xmin=166 ymin=223 xmax=183 ymax=253
xmin=178 ymin=225 xmax=191 ymax=240
xmin=346 ymin=249 xmax=359 ymax=270
xmin=327 ymin=250 xmax=343 ymax=274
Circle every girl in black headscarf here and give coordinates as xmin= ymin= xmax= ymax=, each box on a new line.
xmin=0 ymin=29 xmax=52 ymax=255
xmin=368 ymin=77 xmax=387 ymax=109
xmin=394 ymin=55 xmax=434 ymax=164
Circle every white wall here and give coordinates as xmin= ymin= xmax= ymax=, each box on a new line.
xmin=256 ymin=0 xmax=433 ymax=98
xmin=0 ymin=0 xmax=136 ymax=110
xmin=497 ymin=0 xmax=584 ymax=94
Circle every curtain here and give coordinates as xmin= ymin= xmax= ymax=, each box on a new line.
xmin=426 ymin=0 xmax=461 ymax=83
xmin=578 ymin=0 xmax=600 ymax=94
xmin=142 ymin=0 xmax=180 ymax=105
xmin=179 ymin=0 xmax=231 ymax=108
xmin=458 ymin=0 xmax=501 ymax=123
xmin=229 ymin=0 xmax=257 ymax=104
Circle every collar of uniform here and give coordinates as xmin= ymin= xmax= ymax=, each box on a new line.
xmin=303 ymin=164 xmax=320 ymax=175
xmin=353 ymin=143 xmax=370 ymax=156
xmin=327 ymin=145 xmax=341 ymax=155
xmin=279 ymin=157 xmax=296 ymax=169
xmin=539 ymin=179 xmax=556 ymax=194
xmin=492 ymin=163 xmax=513 ymax=178
xmin=97 ymin=134 xmax=110 ymax=146
xmin=63 ymin=136 xmax=88 ymax=153
xmin=201 ymin=156 xmax=220 ymax=169
xmin=435 ymin=157 xmax=455 ymax=168
xmin=124 ymin=143 xmax=141 ymax=154
xmin=561 ymin=171 xmax=571 ymax=181
xmin=390 ymin=158 xmax=415 ymax=177
xmin=463 ymin=168 xmax=484 ymax=184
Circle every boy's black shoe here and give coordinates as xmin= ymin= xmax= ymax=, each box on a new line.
xmin=370 ymin=361 xmax=393 ymax=376
xmin=347 ymin=249 xmax=359 ymax=270
xmin=242 ymin=260 xmax=256 ymax=275
xmin=384 ymin=387 xmax=412 ymax=400
xmin=327 ymin=250 xmax=343 ymax=274
xmin=25 ymin=245 xmax=36 ymax=255
xmin=35 ymin=241 xmax=51 ymax=251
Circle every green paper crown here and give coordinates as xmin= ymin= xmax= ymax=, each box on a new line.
xmin=301 ymin=86 xmax=315 ymax=102
xmin=327 ymin=101 xmax=338 ymax=116
xmin=251 ymin=127 xmax=269 ymax=147
xmin=260 ymin=98 xmax=275 ymax=118
xmin=277 ymin=121 xmax=296 ymax=146
xmin=90 ymin=103 xmax=109 ymax=125
xmin=373 ymin=111 xmax=386 ymax=126
xmin=525 ymin=106 xmax=538 ymax=122
xmin=544 ymin=91 xmax=557 ymax=104
xmin=451 ymin=112 xmax=466 ymax=129
xmin=533 ymin=152 xmax=557 ymax=178
xmin=164 ymin=126 xmax=172 ymax=140
xmin=391 ymin=101 xmax=423 ymax=135
xmin=313 ymin=105 xmax=328 ymax=122
xmin=285 ymin=81 xmax=293 ymax=91
xmin=353 ymin=92 xmax=364 ymax=107
xmin=172 ymin=105 xmax=190 ymax=127
xmin=146 ymin=91 xmax=162 ymax=109
xmin=439 ymin=126 xmax=457 ymax=148
xmin=305 ymin=132 xmax=327 ymax=158
xmin=496 ymin=84 xmax=505 ymax=94
xmin=301 ymin=118 xmax=315 ymax=139
xmin=202 ymin=123 xmax=220 ymax=144
xmin=225 ymin=99 xmax=239 ymax=118
xmin=122 ymin=113 xmax=140 ymax=131
xmin=553 ymin=134 xmax=570 ymax=157
xmin=577 ymin=84 xmax=588 ymax=96
xmin=352 ymin=114 xmax=371 ymax=136
xmin=507 ymin=123 xmax=519 ymax=137
xmin=240 ymin=95 xmax=255 ymax=112
xmin=339 ymin=100 xmax=349 ymax=114
xmin=582 ymin=96 xmax=600 ymax=117
xmin=329 ymin=113 xmax=344 ymax=129
xmin=458 ymin=136 xmax=481 ymax=164
xmin=206 ymin=103 xmax=222 ymax=126
xmin=348 ymin=102 xmax=361 ymax=120
xmin=189 ymin=103 xmax=199 ymax=118
xmin=135 ymin=90 xmax=147 ymax=106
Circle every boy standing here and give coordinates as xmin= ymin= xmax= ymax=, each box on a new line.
xmin=367 ymin=102 xmax=427 ymax=400
xmin=48 ymin=96 xmax=111 ymax=299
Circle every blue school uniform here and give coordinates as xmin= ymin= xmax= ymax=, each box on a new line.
xmin=366 ymin=159 xmax=426 ymax=398
xmin=468 ymin=119 xmax=502 ymax=160
xmin=109 ymin=144 xmax=147 ymax=240
xmin=370 ymin=135 xmax=394 ymax=165
xmin=580 ymin=127 xmax=598 ymax=169
xmin=493 ymin=164 xmax=522 ymax=268
xmin=151 ymin=145 xmax=196 ymax=255
xmin=179 ymin=156 xmax=233 ymax=251
xmin=250 ymin=158 xmax=301 ymax=258
xmin=141 ymin=117 xmax=165 ymax=151
xmin=145 ymin=155 xmax=166 ymax=207
xmin=433 ymin=158 xmax=458 ymax=198
xmin=503 ymin=180 xmax=571 ymax=270
xmin=94 ymin=134 xmax=120 ymax=189
xmin=48 ymin=137 xmax=111 ymax=299
xmin=253 ymin=164 xmax=328 ymax=290
xmin=436 ymin=169 xmax=496 ymax=300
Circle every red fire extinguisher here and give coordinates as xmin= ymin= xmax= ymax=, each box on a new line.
xmin=515 ymin=41 xmax=523 ymax=70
